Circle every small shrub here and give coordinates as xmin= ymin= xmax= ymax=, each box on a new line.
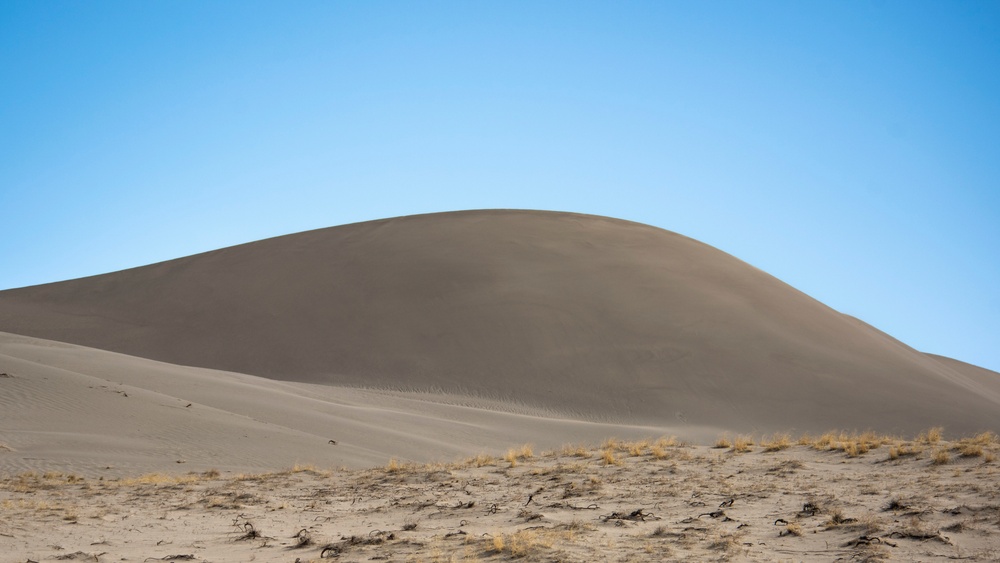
xmin=655 ymin=436 xmax=679 ymax=448
xmin=730 ymin=435 xmax=754 ymax=453
xmin=931 ymin=449 xmax=950 ymax=465
xmin=601 ymin=449 xmax=622 ymax=466
xmin=503 ymin=444 xmax=533 ymax=467
xmin=761 ymin=433 xmax=791 ymax=452
xmin=956 ymin=443 xmax=984 ymax=458
xmin=918 ymin=427 xmax=944 ymax=444
xmin=466 ymin=453 xmax=496 ymax=467
xmin=560 ymin=444 xmax=590 ymax=458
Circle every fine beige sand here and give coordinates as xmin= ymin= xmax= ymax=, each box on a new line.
xmin=3 ymin=437 xmax=999 ymax=562
xmin=0 ymin=210 xmax=998 ymax=438
xmin=0 ymin=332 xmax=681 ymax=477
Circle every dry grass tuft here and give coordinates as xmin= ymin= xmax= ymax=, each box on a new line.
xmin=504 ymin=444 xmax=534 ymax=467
xmin=120 ymin=473 xmax=200 ymax=487
xmin=626 ymin=440 xmax=650 ymax=457
xmin=918 ymin=427 xmax=944 ymax=444
xmin=655 ymin=435 xmax=680 ymax=448
xmin=385 ymin=458 xmax=418 ymax=473
xmin=956 ymin=443 xmax=984 ymax=458
xmin=708 ymin=532 xmax=744 ymax=552
xmin=559 ymin=444 xmax=591 ymax=458
xmin=600 ymin=449 xmax=623 ymax=466
xmin=487 ymin=528 xmax=568 ymax=558
xmin=714 ymin=434 xmax=732 ymax=449
xmin=761 ymin=433 xmax=792 ymax=452
xmin=730 ymin=435 xmax=754 ymax=453
xmin=806 ymin=430 xmax=893 ymax=457
xmin=931 ymin=448 xmax=950 ymax=465
xmin=466 ymin=453 xmax=496 ymax=467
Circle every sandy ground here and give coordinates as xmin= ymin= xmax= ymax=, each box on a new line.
xmin=3 ymin=435 xmax=999 ymax=562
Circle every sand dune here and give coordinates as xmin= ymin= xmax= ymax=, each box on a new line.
xmin=0 ymin=331 xmax=680 ymax=476
xmin=3 ymin=210 xmax=1000 ymax=562
xmin=0 ymin=210 xmax=997 ymax=440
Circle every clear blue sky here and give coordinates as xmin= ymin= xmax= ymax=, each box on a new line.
xmin=2 ymin=2 xmax=998 ymax=372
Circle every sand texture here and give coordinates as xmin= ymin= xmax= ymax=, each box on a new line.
xmin=0 ymin=210 xmax=997 ymax=438
xmin=3 ymin=437 xmax=1000 ymax=562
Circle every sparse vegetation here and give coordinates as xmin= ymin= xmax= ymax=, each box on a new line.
xmin=730 ymin=435 xmax=754 ymax=453
xmin=783 ymin=522 xmax=803 ymax=536
xmin=504 ymin=443 xmax=534 ymax=467
xmin=932 ymin=448 xmax=951 ymax=465
xmin=918 ymin=427 xmax=944 ymax=444
xmin=761 ymin=433 xmax=792 ymax=452
xmin=3 ymin=431 xmax=997 ymax=562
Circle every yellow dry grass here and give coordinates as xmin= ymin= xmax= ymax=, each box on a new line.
xmin=504 ymin=443 xmax=534 ymax=467
xmin=730 ymin=435 xmax=754 ymax=453
xmin=760 ymin=433 xmax=792 ymax=452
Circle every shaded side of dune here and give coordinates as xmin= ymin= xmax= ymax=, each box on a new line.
xmin=0 ymin=209 xmax=997 ymax=436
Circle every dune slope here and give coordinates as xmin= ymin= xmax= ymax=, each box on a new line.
xmin=0 ymin=210 xmax=996 ymax=436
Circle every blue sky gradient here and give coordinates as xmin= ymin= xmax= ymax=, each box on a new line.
xmin=2 ymin=1 xmax=998 ymax=371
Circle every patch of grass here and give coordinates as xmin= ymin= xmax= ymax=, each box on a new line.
xmin=708 ymin=532 xmax=743 ymax=552
xmin=956 ymin=443 xmax=984 ymax=458
xmin=931 ymin=448 xmax=950 ymax=465
xmin=385 ymin=458 xmax=418 ymax=473
xmin=887 ymin=442 xmax=922 ymax=461
xmin=823 ymin=510 xmax=858 ymax=529
xmin=600 ymin=449 xmax=623 ymax=466
xmin=559 ymin=444 xmax=591 ymax=458
xmin=714 ymin=434 xmax=732 ymax=449
xmin=120 ymin=473 xmax=199 ymax=487
xmin=655 ymin=436 xmax=680 ymax=448
xmin=807 ymin=430 xmax=893 ymax=457
xmin=487 ymin=528 xmax=568 ymax=558
xmin=761 ymin=433 xmax=792 ymax=452
xmin=730 ymin=435 xmax=754 ymax=453
xmin=918 ymin=427 xmax=944 ymax=444
xmin=626 ymin=440 xmax=649 ymax=457
xmin=504 ymin=444 xmax=534 ymax=467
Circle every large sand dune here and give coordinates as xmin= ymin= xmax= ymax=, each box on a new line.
xmin=0 ymin=210 xmax=997 ymax=441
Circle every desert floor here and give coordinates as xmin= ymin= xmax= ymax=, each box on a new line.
xmin=3 ymin=432 xmax=999 ymax=562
